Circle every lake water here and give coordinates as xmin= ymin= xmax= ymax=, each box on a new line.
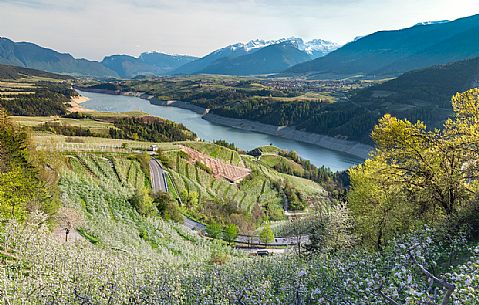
xmin=79 ymin=90 xmax=363 ymax=171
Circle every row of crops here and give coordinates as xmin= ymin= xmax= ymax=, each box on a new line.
xmin=59 ymin=153 xmax=228 ymax=262
xmin=159 ymin=142 xmax=332 ymax=229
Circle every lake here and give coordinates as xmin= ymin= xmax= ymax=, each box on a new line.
xmin=79 ymin=90 xmax=363 ymax=171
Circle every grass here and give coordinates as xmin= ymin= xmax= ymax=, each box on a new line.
xmin=260 ymin=154 xmax=305 ymax=176
xmin=257 ymin=145 xmax=282 ymax=154
xmin=12 ymin=116 xmax=116 ymax=136
xmin=182 ymin=141 xmax=243 ymax=166
xmin=31 ymin=133 xmax=154 ymax=152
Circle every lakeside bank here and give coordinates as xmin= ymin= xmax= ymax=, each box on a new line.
xmin=77 ymin=88 xmax=372 ymax=159
xmin=69 ymin=94 xmax=91 ymax=112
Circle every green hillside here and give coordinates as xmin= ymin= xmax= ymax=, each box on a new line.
xmin=338 ymin=56 xmax=479 ymax=142
xmin=0 ymin=64 xmax=75 ymax=116
xmin=156 ymin=141 xmax=331 ymax=230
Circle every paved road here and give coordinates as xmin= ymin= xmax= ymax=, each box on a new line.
xmin=183 ymin=216 xmax=310 ymax=246
xmin=149 ymin=158 xmax=168 ymax=193
xmin=149 ymin=158 xmax=310 ymax=247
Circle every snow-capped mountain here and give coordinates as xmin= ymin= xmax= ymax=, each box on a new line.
xmin=287 ymin=38 xmax=341 ymax=58
xmin=218 ymin=38 xmax=339 ymax=58
xmin=174 ymin=37 xmax=339 ymax=75
xmin=414 ymin=20 xmax=450 ymax=27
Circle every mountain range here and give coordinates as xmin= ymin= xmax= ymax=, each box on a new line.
xmin=173 ymin=38 xmax=339 ymax=75
xmin=0 ymin=37 xmax=118 ymax=78
xmin=196 ymin=41 xmax=314 ymax=75
xmin=0 ymin=37 xmax=339 ymax=78
xmin=101 ymin=52 xmax=198 ymax=78
xmin=287 ymin=14 xmax=479 ymax=78
xmin=2 ymin=14 xmax=479 ymax=79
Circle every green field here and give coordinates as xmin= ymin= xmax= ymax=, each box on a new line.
xmin=12 ymin=116 xmax=116 ymax=136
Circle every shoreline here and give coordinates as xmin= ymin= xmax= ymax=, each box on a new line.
xmin=76 ymin=88 xmax=373 ymax=159
xmin=69 ymin=94 xmax=93 ymax=112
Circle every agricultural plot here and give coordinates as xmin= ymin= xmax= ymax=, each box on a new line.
xmin=31 ymin=134 xmax=155 ymax=152
xmin=60 ymin=153 xmax=224 ymax=262
xmin=161 ymin=148 xmax=285 ymax=227
xmin=12 ymin=116 xmax=115 ymax=136
xmin=260 ymin=154 xmax=305 ymax=176
xmin=160 ymin=142 xmax=329 ymax=228
xmin=181 ymin=145 xmax=250 ymax=183
xmin=0 ymin=80 xmax=37 ymax=99
xmin=182 ymin=141 xmax=243 ymax=166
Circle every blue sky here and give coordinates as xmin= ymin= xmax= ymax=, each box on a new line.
xmin=0 ymin=0 xmax=477 ymax=60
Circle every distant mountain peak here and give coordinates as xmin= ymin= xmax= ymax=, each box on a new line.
xmin=174 ymin=36 xmax=340 ymax=75
xmin=101 ymin=51 xmax=198 ymax=78
xmin=218 ymin=37 xmax=339 ymax=57
xmin=414 ymin=20 xmax=450 ymax=27
xmin=0 ymin=37 xmax=118 ymax=77
xmin=286 ymin=14 xmax=479 ymax=79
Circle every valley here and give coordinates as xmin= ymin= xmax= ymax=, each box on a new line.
xmin=1 ymin=6 xmax=479 ymax=304
xmin=77 ymin=88 xmax=366 ymax=170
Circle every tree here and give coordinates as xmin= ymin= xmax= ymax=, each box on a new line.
xmin=187 ymin=191 xmax=199 ymax=208
xmin=0 ymin=166 xmax=35 ymax=219
xmin=154 ymin=192 xmax=183 ymax=223
xmin=206 ymin=222 xmax=222 ymax=239
xmin=129 ymin=188 xmax=155 ymax=216
xmin=56 ymin=207 xmax=84 ymax=242
xmin=223 ymin=224 xmax=239 ymax=243
xmin=348 ymin=89 xmax=479 ymax=248
xmin=305 ymin=204 xmax=356 ymax=254
xmin=260 ymin=224 xmax=275 ymax=245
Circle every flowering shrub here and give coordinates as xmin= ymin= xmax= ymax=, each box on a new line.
xmin=1 ymin=153 xmax=478 ymax=304
xmin=1 ymin=213 xmax=478 ymax=304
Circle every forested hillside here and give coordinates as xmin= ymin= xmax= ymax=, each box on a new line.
xmin=0 ymin=109 xmax=59 ymax=219
xmin=0 ymin=64 xmax=75 ymax=116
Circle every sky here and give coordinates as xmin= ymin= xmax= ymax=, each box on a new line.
xmin=0 ymin=0 xmax=478 ymax=60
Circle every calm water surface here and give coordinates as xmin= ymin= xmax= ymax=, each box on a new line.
xmin=80 ymin=90 xmax=363 ymax=171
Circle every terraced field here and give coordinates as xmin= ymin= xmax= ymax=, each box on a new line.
xmin=60 ymin=153 xmax=227 ymax=262
xmin=156 ymin=142 xmax=329 ymax=230
xmin=182 ymin=141 xmax=243 ymax=166
xmin=181 ymin=145 xmax=250 ymax=183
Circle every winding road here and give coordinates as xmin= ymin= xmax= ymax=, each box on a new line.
xmin=149 ymin=158 xmax=168 ymax=193
xmin=150 ymin=157 xmax=310 ymax=247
